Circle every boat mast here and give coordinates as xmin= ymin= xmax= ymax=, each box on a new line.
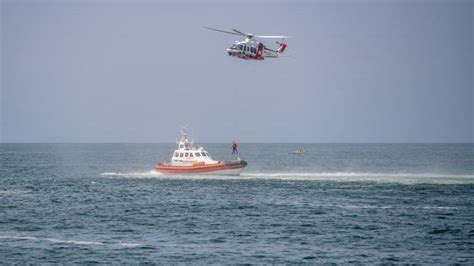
xmin=178 ymin=126 xmax=193 ymax=150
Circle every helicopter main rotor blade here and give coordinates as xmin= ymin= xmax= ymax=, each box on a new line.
xmin=204 ymin=26 xmax=242 ymax=36
xmin=205 ymin=27 xmax=289 ymax=39
xmin=232 ymin=28 xmax=247 ymax=36
xmin=255 ymin=35 xmax=290 ymax=39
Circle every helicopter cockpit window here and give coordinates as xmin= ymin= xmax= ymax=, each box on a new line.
xmin=238 ymin=45 xmax=243 ymax=50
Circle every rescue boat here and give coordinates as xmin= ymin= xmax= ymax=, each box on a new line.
xmin=155 ymin=127 xmax=247 ymax=175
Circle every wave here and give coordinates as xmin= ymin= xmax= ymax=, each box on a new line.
xmin=98 ymin=170 xmax=474 ymax=184
xmin=0 ymin=235 xmax=142 ymax=248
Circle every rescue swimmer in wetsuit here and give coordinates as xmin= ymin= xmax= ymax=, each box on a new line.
xmin=232 ymin=140 xmax=238 ymax=155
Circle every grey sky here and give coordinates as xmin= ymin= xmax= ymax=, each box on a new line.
xmin=1 ymin=0 xmax=472 ymax=143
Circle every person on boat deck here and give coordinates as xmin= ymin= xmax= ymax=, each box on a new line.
xmin=232 ymin=140 xmax=238 ymax=155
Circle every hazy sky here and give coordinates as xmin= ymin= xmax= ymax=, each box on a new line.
xmin=1 ymin=0 xmax=472 ymax=143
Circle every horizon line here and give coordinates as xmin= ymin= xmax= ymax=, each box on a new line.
xmin=1 ymin=142 xmax=473 ymax=144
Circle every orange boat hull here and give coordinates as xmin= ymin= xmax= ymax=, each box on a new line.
xmin=155 ymin=160 xmax=248 ymax=175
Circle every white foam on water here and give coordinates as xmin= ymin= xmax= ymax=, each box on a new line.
xmin=118 ymin=242 xmax=143 ymax=247
xmin=100 ymin=170 xmax=162 ymax=179
xmin=326 ymin=205 xmax=459 ymax=210
xmin=98 ymin=170 xmax=474 ymax=184
xmin=44 ymin=238 xmax=104 ymax=245
xmin=0 ymin=235 xmax=142 ymax=248
xmin=242 ymin=172 xmax=474 ymax=184
xmin=416 ymin=206 xmax=459 ymax=210
xmin=244 ymin=172 xmax=474 ymax=179
xmin=332 ymin=204 xmax=394 ymax=209
xmin=0 ymin=189 xmax=31 ymax=195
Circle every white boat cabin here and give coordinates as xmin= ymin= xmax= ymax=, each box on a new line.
xmin=170 ymin=127 xmax=218 ymax=166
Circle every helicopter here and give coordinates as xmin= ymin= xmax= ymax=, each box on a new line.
xmin=204 ymin=27 xmax=288 ymax=61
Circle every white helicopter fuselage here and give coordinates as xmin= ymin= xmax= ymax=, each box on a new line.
xmin=226 ymin=38 xmax=287 ymax=61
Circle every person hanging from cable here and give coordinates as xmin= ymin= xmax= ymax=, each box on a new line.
xmin=232 ymin=140 xmax=238 ymax=155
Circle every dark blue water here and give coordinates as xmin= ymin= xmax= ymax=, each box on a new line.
xmin=1 ymin=143 xmax=473 ymax=263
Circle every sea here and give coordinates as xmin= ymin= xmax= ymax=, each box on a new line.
xmin=1 ymin=143 xmax=473 ymax=263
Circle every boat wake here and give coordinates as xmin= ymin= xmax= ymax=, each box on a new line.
xmin=99 ymin=171 xmax=474 ymax=184
xmin=100 ymin=171 xmax=163 ymax=178
xmin=243 ymin=172 xmax=474 ymax=184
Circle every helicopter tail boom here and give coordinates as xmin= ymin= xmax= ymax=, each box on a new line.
xmin=277 ymin=42 xmax=288 ymax=54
